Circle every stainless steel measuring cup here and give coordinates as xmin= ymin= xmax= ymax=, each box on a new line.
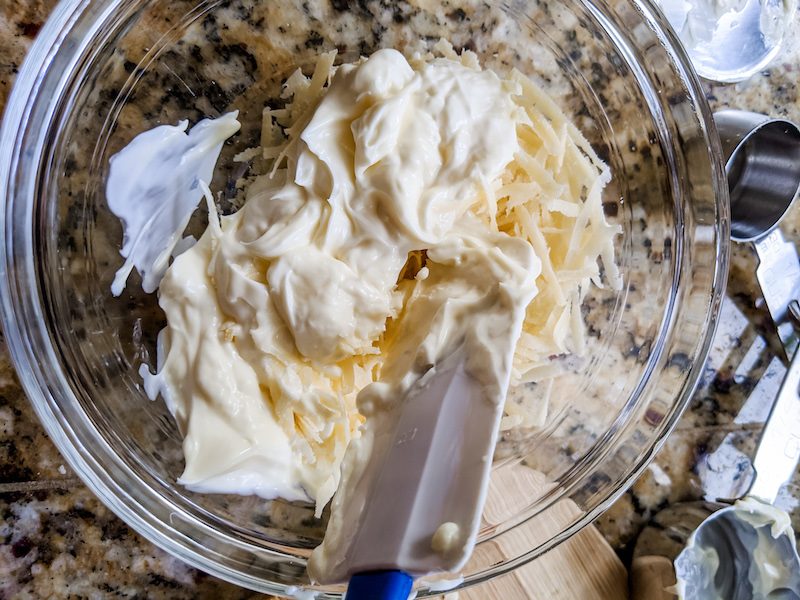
xmin=716 ymin=108 xmax=800 ymax=511
xmin=717 ymin=109 xmax=800 ymax=361
xmin=630 ymin=111 xmax=800 ymax=599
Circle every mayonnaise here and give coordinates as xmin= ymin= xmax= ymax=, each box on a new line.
xmin=673 ymin=496 xmax=800 ymax=600
xmin=107 ymin=112 xmax=241 ymax=296
xmin=655 ymin=0 xmax=792 ymax=49
xmin=109 ymin=44 xmax=616 ymax=521
xmin=431 ymin=523 xmax=461 ymax=555
xmin=124 ymin=48 xmax=528 ymax=513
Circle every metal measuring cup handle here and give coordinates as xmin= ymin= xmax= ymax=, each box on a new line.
xmin=716 ymin=109 xmax=800 ymax=361
xmin=717 ymin=108 xmax=800 ymax=504
xmin=749 ymin=332 xmax=800 ymax=504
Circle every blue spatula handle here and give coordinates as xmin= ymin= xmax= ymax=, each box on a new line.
xmin=346 ymin=570 xmax=413 ymax=600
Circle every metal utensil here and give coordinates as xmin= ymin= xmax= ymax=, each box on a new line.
xmin=665 ymin=336 xmax=800 ymax=596
xmin=630 ymin=111 xmax=800 ymax=599
xmin=632 ymin=343 xmax=800 ymax=598
xmin=716 ymin=109 xmax=800 ymax=360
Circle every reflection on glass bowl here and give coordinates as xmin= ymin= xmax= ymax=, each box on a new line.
xmin=0 ymin=0 xmax=728 ymax=596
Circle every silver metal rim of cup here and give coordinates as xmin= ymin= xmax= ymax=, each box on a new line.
xmin=714 ymin=109 xmax=800 ymax=243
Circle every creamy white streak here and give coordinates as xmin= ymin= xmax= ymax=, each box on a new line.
xmin=107 ymin=112 xmax=241 ymax=295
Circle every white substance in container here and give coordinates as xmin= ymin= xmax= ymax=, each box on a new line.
xmin=673 ymin=496 xmax=800 ymax=599
xmin=126 ymin=48 xmax=529 ymax=512
xmin=655 ymin=0 xmax=791 ymax=50
xmin=108 ymin=45 xmax=617 ymax=533
xmin=431 ymin=522 xmax=461 ymax=555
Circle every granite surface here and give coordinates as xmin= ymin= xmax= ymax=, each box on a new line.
xmin=2 ymin=0 xmax=800 ymax=598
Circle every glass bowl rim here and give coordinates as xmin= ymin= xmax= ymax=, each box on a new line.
xmin=0 ymin=0 xmax=730 ymax=595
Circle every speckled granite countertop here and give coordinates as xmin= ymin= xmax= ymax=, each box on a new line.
xmin=2 ymin=0 xmax=800 ymax=598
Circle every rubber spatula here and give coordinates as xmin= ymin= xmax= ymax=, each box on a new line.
xmin=318 ymin=356 xmax=505 ymax=598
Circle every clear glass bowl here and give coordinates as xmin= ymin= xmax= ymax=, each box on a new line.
xmin=0 ymin=0 xmax=728 ymax=595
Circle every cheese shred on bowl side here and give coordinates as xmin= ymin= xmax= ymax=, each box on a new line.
xmin=108 ymin=40 xmax=621 ymax=517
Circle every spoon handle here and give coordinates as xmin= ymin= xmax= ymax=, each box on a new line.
xmin=749 ymin=344 xmax=800 ymax=503
xmin=755 ymin=228 xmax=800 ymax=361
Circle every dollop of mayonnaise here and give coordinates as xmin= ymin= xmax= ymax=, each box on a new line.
xmin=135 ymin=48 xmax=532 ymax=512
xmin=673 ymin=496 xmax=800 ymax=600
xmin=107 ymin=112 xmax=241 ymax=296
xmin=431 ymin=522 xmax=461 ymax=555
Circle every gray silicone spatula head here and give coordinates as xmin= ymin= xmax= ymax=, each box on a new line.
xmin=308 ymin=357 xmax=502 ymax=584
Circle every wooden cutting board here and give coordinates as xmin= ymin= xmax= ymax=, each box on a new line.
xmin=458 ymin=522 xmax=629 ymax=599
xmin=447 ymin=462 xmax=630 ymax=599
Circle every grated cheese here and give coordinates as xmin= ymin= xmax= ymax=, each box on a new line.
xmin=220 ymin=41 xmax=621 ymax=502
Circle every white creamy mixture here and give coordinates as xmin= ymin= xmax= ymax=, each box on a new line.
xmin=307 ymin=232 xmax=538 ymax=580
xmin=107 ymin=112 xmax=241 ymax=296
xmin=109 ymin=43 xmax=618 ymax=521
xmin=431 ymin=522 xmax=461 ymax=555
xmin=656 ymin=0 xmax=791 ymax=49
xmin=673 ymin=496 xmax=800 ymax=599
